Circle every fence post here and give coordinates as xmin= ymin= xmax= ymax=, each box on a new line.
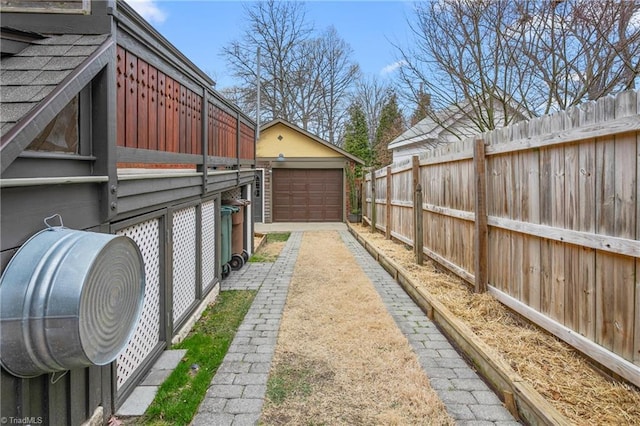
xmin=361 ymin=178 xmax=366 ymax=224
xmin=370 ymin=169 xmax=377 ymax=233
xmin=473 ymin=138 xmax=488 ymax=293
xmin=386 ymin=166 xmax=392 ymax=239
xmin=412 ymin=156 xmax=423 ymax=264
xmin=415 ymin=183 xmax=424 ymax=265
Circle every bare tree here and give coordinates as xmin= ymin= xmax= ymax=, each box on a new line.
xmin=512 ymin=0 xmax=640 ymax=112
xmin=315 ymin=26 xmax=360 ymax=145
xmin=353 ymin=76 xmax=392 ymax=147
xmin=222 ymin=0 xmax=312 ymax=123
xmin=221 ymin=1 xmax=359 ymax=145
xmin=395 ymin=0 xmax=640 ymax=135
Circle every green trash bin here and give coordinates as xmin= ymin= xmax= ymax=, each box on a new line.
xmin=220 ymin=205 xmax=238 ymax=278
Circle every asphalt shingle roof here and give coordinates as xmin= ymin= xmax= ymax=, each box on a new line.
xmin=0 ymin=33 xmax=109 ymax=137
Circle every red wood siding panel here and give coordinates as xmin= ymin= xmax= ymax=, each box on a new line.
xmin=190 ymin=90 xmax=196 ymax=154
xmin=207 ymin=102 xmax=215 ymax=156
xmin=165 ymin=76 xmax=175 ymax=152
xmin=116 ymin=46 xmax=125 ymax=147
xmin=240 ymin=122 xmax=255 ymax=159
xmin=116 ymin=45 xmax=253 ymax=162
xmin=193 ymin=93 xmax=201 ymax=155
xmin=157 ymin=71 xmax=166 ymax=152
xmin=148 ymin=67 xmax=158 ymax=151
xmin=185 ymin=89 xmax=192 ymax=154
xmin=219 ymin=109 xmax=237 ymax=158
xmin=125 ymin=51 xmax=137 ymax=148
xmin=137 ymin=59 xmax=149 ymax=150
xmin=179 ymin=86 xmax=186 ymax=153
xmin=172 ymin=79 xmax=180 ymax=152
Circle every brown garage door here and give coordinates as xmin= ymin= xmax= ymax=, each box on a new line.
xmin=272 ymin=169 xmax=343 ymax=222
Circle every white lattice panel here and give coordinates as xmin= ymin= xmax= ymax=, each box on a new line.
xmin=172 ymin=206 xmax=197 ymax=325
xmin=201 ymin=200 xmax=216 ymax=291
xmin=223 ymin=188 xmax=242 ymax=200
xmin=116 ymin=218 xmax=161 ymax=389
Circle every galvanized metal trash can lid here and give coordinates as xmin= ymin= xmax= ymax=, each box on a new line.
xmin=0 ymin=226 xmax=146 ymax=378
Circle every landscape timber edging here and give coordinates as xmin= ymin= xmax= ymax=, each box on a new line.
xmin=347 ymin=224 xmax=571 ymax=426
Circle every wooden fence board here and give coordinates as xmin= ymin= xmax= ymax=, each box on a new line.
xmin=363 ymin=90 xmax=640 ymax=380
xmin=636 ymin=128 xmax=640 ymax=367
xmin=595 ymin=97 xmax=617 ymax=352
xmin=614 ymin=132 xmax=637 ymax=360
xmin=551 ymin=144 xmax=565 ymax=323
xmin=521 ymin=148 xmax=541 ymax=309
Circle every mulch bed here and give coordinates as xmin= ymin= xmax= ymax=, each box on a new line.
xmin=350 ymin=223 xmax=640 ymax=425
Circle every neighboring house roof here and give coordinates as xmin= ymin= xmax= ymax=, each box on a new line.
xmin=259 ymin=118 xmax=365 ymax=165
xmin=388 ymin=97 xmax=530 ymax=152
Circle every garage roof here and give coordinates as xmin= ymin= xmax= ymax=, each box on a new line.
xmin=260 ymin=118 xmax=364 ymax=165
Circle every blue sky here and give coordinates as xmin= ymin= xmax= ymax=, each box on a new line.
xmin=127 ymin=0 xmax=415 ymax=89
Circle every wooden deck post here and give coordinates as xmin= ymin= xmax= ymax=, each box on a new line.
xmin=386 ymin=166 xmax=392 ymax=239
xmin=473 ymin=138 xmax=488 ymax=293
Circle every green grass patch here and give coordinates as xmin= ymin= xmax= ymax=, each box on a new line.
xmin=134 ymin=290 xmax=256 ymax=426
xmin=265 ymin=363 xmax=314 ymax=405
xmin=249 ymin=232 xmax=290 ymax=263
xmin=266 ymin=232 xmax=290 ymax=243
xmin=248 ymin=252 xmax=276 ymax=263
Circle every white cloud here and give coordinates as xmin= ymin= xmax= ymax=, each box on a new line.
xmin=127 ymin=0 xmax=168 ymax=25
xmin=381 ymin=60 xmax=407 ymax=75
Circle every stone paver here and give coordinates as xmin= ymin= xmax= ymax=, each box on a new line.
xmin=340 ymin=230 xmax=518 ymax=425
xmin=191 ymin=232 xmax=301 ymax=426
xmin=192 ymin=229 xmax=519 ymax=425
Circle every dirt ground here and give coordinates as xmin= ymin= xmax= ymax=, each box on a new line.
xmin=348 ymin=224 xmax=640 ymax=425
xmin=260 ymin=231 xmax=454 ymax=425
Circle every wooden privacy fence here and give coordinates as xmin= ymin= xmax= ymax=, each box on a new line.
xmin=364 ymin=90 xmax=640 ymax=388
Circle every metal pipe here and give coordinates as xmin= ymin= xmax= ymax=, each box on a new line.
xmin=0 ymin=176 xmax=109 ymax=188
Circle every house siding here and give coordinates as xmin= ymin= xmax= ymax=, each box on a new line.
xmin=0 ymin=2 xmax=257 ymax=424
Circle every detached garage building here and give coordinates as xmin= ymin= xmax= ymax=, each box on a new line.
xmin=256 ymin=119 xmax=364 ymax=223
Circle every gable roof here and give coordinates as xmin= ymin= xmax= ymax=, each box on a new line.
xmin=388 ymin=106 xmax=462 ymax=151
xmin=259 ymin=118 xmax=364 ymax=165
xmin=0 ymin=31 xmax=112 ymax=172
xmin=389 ymin=96 xmax=532 ymax=151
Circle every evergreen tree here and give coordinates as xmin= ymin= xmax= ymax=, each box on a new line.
xmin=374 ymin=92 xmax=404 ymax=168
xmin=410 ymin=89 xmax=431 ymax=126
xmin=343 ymin=102 xmax=371 ymax=175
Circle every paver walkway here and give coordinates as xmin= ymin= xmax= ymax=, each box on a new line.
xmin=192 ymin=230 xmax=519 ymax=425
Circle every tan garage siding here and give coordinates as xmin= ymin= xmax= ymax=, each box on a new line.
xmin=272 ymin=169 xmax=343 ymax=222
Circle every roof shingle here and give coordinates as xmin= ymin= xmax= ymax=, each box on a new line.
xmin=0 ymin=33 xmax=109 ymax=138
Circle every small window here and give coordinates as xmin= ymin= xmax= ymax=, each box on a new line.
xmin=27 ymin=96 xmax=79 ymax=154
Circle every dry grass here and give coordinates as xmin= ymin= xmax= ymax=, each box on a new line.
xmin=350 ymin=223 xmax=640 ymax=425
xmin=261 ymin=231 xmax=454 ymax=426
xmin=251 ymin=233 xmax=288 ymax=263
